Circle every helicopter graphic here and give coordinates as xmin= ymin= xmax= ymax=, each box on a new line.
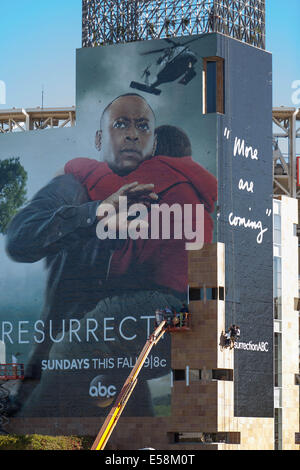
xmin=130 ymin=37 xmax=199 ymax=96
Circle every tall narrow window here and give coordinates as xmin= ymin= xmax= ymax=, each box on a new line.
xmin=203 ymin=57 xmax=225 ymax=114
xmin=189 ymin=287 xmax=204 ymax=301
xmin=274 ymin=332 xmax=282 ymax=388
xmin=206 ymin=287 xmax=218 ymax=300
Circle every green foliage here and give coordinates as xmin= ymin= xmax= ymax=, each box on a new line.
xmin=0 ymin=157 xmax=27 ymax=234
xmin=0 ymin=434 xmax=94 ymax=451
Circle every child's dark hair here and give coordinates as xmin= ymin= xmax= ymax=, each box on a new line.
xmin=154 ymin=125 xmax=192 ymax=158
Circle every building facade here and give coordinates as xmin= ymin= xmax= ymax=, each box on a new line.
xmin=0 ymin=1 xmax=299 ymax=450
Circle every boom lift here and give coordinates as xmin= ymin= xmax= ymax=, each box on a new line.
xmin=91 ymin=320 xmax=167 ymax=451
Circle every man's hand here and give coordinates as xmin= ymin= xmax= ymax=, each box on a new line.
xmin=96 ymin=182 xmax=157 ymax=218
xmin=96 ymin=182 xmax=158 ymax=234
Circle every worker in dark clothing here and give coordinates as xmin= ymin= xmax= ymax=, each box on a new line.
xmin=180 ymin=303 xmax=189 ymax=327
xmin=224 ymin=329 xmax=231 ymax=348
xmin=155 ymin=309 xmax=164 ymax=328
xmin=229 ymin=324 xmax=239 ymax=349
xmin=180 ymin=303 xmax=189 ymax=313
xmin=164 ymin=306 xmax=173 ymax=327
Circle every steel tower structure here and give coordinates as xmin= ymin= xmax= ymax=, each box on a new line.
xmin=82 ymin=0 xmax=265 ymax=49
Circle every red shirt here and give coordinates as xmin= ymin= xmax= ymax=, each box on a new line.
xmin=65 ymin=156 xmax=217 ymax=294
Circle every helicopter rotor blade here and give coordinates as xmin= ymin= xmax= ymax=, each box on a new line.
xmin=164 ymin=38 xmax=178 ymax=46
xmin=140 ymin=37 xmax=200 ymax=57
xmin=179 ymin=37 xmax=201 ymax=47
xmin=140 ymin=48 xmax=168 ymax=56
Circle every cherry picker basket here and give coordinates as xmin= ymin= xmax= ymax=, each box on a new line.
xmin=0 ymin=364 xmax=24 ymax=381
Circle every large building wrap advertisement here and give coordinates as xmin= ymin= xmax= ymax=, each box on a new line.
xmin=0 ymin=33 xmax=273 ymax=419
xmin=217 ymin=38 xmax=273 ymax=417
xmin=0 ymin=35 xmax=218 ymax=418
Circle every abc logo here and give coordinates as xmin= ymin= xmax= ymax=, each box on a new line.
xmin=89 ymin=382 xmax=116 ymax=398
xmin=89 ymin=375 xmax=117 ymax=407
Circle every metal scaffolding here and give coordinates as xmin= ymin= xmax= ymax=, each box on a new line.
xmin=82 ymin=0 xmax=266 ymax=49
xmin=273 ymin=107 xmax=300 ymax=199
xmin=0 ymin=107 xmax=76 ymax=134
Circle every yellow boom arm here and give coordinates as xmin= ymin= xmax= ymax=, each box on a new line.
xmin=91 ymin=320 xmax=167 ymax=450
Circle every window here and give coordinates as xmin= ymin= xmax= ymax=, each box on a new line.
xmin=206 ymin=287 xmax=218 ymax=300
xmin=189 ymin=369 xmax=202 ymax=381
xmin=274 ymin=333 xmax=282 ymax=388
xmin=294 ymin=298 xmax=300 ymax=311
xmin=273 ymin=257 xmax=282 ymax=320
xmin=273 ymin=214 xmax=281 ymax=245
xmin=274 ymin=408 xmax=282 ymax=450
xmin=173 ymin=432 xmax=240 ymax=444
xmin=273 ymin=200 xmax=282 ymax=318
xmin=212 ymin=369 xmax=233 ymax=381
xmin=293 ymin=224 xmax=297 ymax=237
xmin=219 ymin=287 xmax=225 ymax=300
xmin=203 ymin=57 xmax=225 ymax=114
xmin=173 ymin=369 xmax=185 ymax=381
xmin=189 ymin=287 xmax=204 ymax=301
xmin=189 ymin=286 xmax=224 ymax=301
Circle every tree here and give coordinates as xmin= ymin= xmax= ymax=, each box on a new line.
xmin=0 ymin=158 xmax=27 ymax=234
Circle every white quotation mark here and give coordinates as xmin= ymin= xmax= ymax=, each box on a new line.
xmin=266 ymin=209 xmax=272 ymax=217
xmin=224 ymin=127 xmax=231 ymax=140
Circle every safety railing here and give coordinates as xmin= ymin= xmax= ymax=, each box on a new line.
xmin=0 ymin=364 xmax=24 ymax=381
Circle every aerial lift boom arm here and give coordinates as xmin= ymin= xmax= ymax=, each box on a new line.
xmin=91 ymin=320 xmax=167 ymax=451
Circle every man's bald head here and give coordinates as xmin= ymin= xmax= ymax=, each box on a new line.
xmin=95 ymin=94 xmax=157 ymax=175
xmin=100 ymin=93 xmax=156 ymax=130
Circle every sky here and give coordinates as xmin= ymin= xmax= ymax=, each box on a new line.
xmin=0 ymin=0 xmax=299 ymax=109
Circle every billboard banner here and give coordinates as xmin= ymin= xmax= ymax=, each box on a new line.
xmin=0 ymin=33 xmax=273 ymax=419
xmin=0 ymin=35 xmax=218 ymax=418
xmin=217 ymin=38 xmax=273 ymax=417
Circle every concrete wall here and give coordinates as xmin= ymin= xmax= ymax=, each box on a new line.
xmin=279 ymin=196 xmax=299 ymax=450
